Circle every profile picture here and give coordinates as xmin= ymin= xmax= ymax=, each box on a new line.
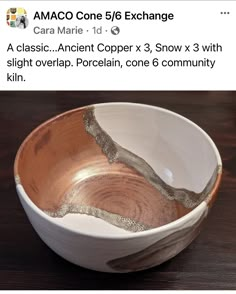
xmin=6 ymin=8 xmax=28 ymax=29
xmin=10 ymin=8 xmax=17 ymax=14
xmin=16 ymin=15 xmax=29 ymax=29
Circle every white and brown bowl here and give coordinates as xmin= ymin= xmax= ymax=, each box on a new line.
xmin=14 ymin=103 xmax=222 ymax=272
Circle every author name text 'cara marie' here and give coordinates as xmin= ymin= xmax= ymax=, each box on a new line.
xmin=33 ymin=26 xmax=84 ymax=34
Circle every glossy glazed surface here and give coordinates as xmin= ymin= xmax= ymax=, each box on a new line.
xmin=14 ymin=102 xmax=222 ymax=272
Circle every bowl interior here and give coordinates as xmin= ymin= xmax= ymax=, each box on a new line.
xmin=15 ymin=103 xmax=220 ymax=235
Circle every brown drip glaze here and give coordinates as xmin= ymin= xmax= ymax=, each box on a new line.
xmin=107 ymin=209 xmax=207 ymax=272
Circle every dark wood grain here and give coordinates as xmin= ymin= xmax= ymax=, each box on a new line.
xmin=0 ymin=91 xmax=235 ymax=290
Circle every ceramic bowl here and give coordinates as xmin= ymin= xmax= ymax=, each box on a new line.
xmin=14 ymin=103 xmax=222 ymax=273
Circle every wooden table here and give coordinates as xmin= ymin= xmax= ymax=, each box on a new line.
xmin=0 ymin=91 xmax=235 ymax=290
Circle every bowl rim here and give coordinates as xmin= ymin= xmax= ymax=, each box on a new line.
xmin=14 ymin=102 xmax=222 ymax=240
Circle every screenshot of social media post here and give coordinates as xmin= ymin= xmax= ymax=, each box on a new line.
xmin=0 ymin=1 xmax=235 ymax=291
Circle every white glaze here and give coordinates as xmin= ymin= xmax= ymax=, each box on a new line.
xmin=95 ymin=103 xmax=221 ymax=192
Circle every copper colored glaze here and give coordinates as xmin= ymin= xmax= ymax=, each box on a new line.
xmin=205 ymin=171 xmax=222 ymax=208
xmin=15 ymin=108 xmax=104 ymax=211
xmin=45 ymin=168 xmax=190 ymax=230
xmin=14 ymin=107 xmax=190 ymax=231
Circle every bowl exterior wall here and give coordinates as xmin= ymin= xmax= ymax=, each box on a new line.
xmin=16 ymin=184 xmax=209 ymax=273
